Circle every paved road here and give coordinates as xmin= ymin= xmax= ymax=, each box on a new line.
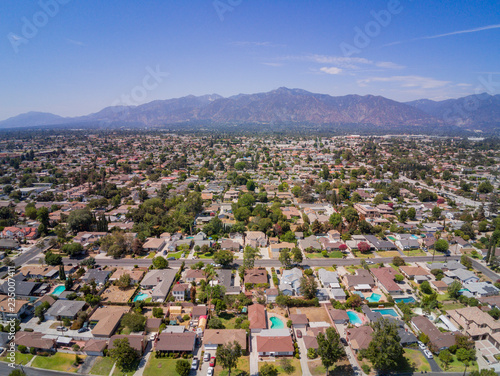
xmin=15 ymin=237 xmax=56 ymax=267
xmin=471 ymin=259 xmax=500 ymax=282
xmin=65 ymin=255 xmax=461 ymax=269
xmin=0 ymin=362 xmax=66 ymax=376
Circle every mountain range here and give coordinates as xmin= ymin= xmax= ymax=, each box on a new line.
xmin=2 ymin=88 xmax=499 ymax=131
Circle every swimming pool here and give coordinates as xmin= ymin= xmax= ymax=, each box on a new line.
xmin=395 ymin=297 xmax=415 ymax=304
xmin=373 ymin=308 xmax=399 ymax=317
xmin=347 ymin=311 xmax=363 ymax=325
xmin=367 ymin=293 xmax=382 ymax=303
xmin=52 ymin=285 xmax=66 ymax=296
xmin=133 ymin=293 xmax=149 ymax=302
xmin=270 ymin=316 xmax=284 ymax=329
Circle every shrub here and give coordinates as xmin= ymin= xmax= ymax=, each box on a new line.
xmin=362 ymin=364 xmax=371 ymax=373
xmin=30 ymin=347 xmax=37 ymax=355
xmin=18 ymin=345 xmax=27 ymax=353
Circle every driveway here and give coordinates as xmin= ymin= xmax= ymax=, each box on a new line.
xmin=295 ymin=331 xmax=312 ymax=376
xmin=21 ymin=317 xmax=94 ymax=339
xmin=417 ymin=348 xmax=441 ymax=372
xmin=334 ymin=323 xmax=367 ymax=376
xmin=249 ymin=333 xmax=258 ymax=376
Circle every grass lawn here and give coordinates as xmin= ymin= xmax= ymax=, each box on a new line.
xmin=441 ymin=302 xmax=466 ymax=311
xmin=310 ymin=358 xmax=353 ymax=376
xmin=218 ymin=311 xmax=239 ymax=329
xmin=216 ymin=356 xmax=250 ymax=376
xmin=147 ymin=252 xmax=156 ymax=259
xmin=435 ymin=355 xmax=478 ymax=373
xmin=195 ymin=252 xmax=214 ymax=259
xmin=306 ymin=251 xmax=344 ymax=259
xmin=352 ymin=251 xmax=376 ymax=259
xmin=143 ymin=357 xmax=177 ymax=376
xmin=90 ymin=356 xmax=115 ymax=376
xmin=259 ymin=358 xmax=301 ymax=376
xmin=378 ymin=251 xmax=402 ymax=258
xmin=113 ymin=358 xmax=140 ymax=376
xmin=401 ymin=249 xmax=427 ymax=257
xmin=167 ymin=251 xmax=184 ymax=259
xmin=437 ymin=293 xmax=451 ymax=302
xmin=345 ymin=266 xmax=360 ymax=275
xmin=0 ymin=352 xmax=34 ymax=365
xmin=403 ymin=349 xmax=431 ymax=372
xmin=32 ymin=353 xmax=85 ymax=373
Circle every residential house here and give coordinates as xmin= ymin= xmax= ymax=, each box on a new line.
xmin=269 ymin=242 xmax=295 ymax=259
xmin=317 ymin=269 xmax=339 ymax=288
xmin=289 ymin=314 xmax=308 ymax=329
xmin=347 ymin=326 xmax=373 ymax=353
xmin=81 ymin=269 xmax=111 ymax=286
xmin=447 ymin=307 xmax=500 ymax=341
xmin=447 ymin=269 xmax=480 ymax=284
xmin=256 ymin=329 xmax=294 ymax=357
xmin=0 ymin=295 xmax=29 ymax=321
xmin=411 ymin=316 xmax=456 ymax=352
xmin=371 ymin=267 xmax=403 ymax=295
xmin=244 ymin=268 xmax=268 ymax=286
xmin=109 ymin=335 xmax=146 ymax=355
xmin=155 ymin=332 xmax=196 ymax=353
xmin=343 ymin=269 xmax=375 ymax=292
xmin=245 ymin=231 xmax=267 ymax=248
xmin=142 ymin=238 xmax=166 ymax=253
xmin=82 ymin=339 xmax=108 ymax=356
xmin=328 ymin=309 xmax=349 ymax=324
xmin=203 ymin=329 xmax=247 ymax=352
xmin=399 ymin=266 xmax=431 ymax=283
xmin=91 ymin=306 xmax=131 ymax=338
xmin=14 ymin=331 xmax=55 ymax=353
xmin=248 ymin=303 xmax=267 ymax=333
xmin=279 ymin=268 xmax=302 ymax=296
xmin=265 ymin=288 xmax=279 ymax=303
xmin=45 ymin=300 xmax=86 ymax=320
xmin=220 ymin=239 xmax=241 ymax=252
xmin=172 ymin=283 xmax=190 ymax=302
xmin=298 ymin=235 xmax=321 ymax=252
xmin=141 ymin=269 xmax=177 ymax=302
xmin=184 ymin=269 xmax=206 ymax=284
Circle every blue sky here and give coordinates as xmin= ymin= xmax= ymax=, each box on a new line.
xmin=1 ymin=0 xmax=499 ymax=120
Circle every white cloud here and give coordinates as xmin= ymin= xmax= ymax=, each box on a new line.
xmin=262 ymin=62 xmax=283 ymax=67
xmin=384 ymin=23 xmax=500 ymax=47
xmin=357 ymin=75 xmax=451 ymax=89
xmin=320 ymin=67 xmax=343 ymax=75
xmin=279 ymin=54 xmax=404 ymax=71
xmin=375 ymin=61 xmax=405 ymax=69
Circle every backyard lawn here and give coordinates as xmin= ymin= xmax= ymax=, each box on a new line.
xmin=32 ymin=353 xmax=85 ymax=373
xmin=0 ymin=352 xmax=34 ymax=365
xmin=143 ymin=357 xmax=178 ymax=376
xmin=218 ymin=311 xmax=239 ymax=329
xmin=90 ymin=357 xmax=115 ymax=376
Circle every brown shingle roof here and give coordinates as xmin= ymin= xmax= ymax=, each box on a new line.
xmin=256 ymin=335 xmax=294 ymax=353
xmin=248 ymin=304 xmax=267 ymax=330
xmin=155 ymin=332 xmax=196 ymax=352
xmin=204 ymin=329 xmax=247 ymax=350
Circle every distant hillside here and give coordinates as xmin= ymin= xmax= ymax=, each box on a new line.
xmin=406 ymin=93 xmax=500 ymax=128
xmin=3 ymin=89 xmax=500 ymax=131
xmin=0 ymin=111 xmax=66 ymax=128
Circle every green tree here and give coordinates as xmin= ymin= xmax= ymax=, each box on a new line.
xmin=469 ymin=369 xmax=498 ymax=376
xmin=291 ymin=247 xmax=303 ymax=264
xmin=243 ymin=246 xmax=261 ymax=269
xmin=407 ymin=207 xmax=416 ymax=220
xmin=213 ymin=249 xmax=234 ymax=268
xmin=438 ymin=349 xmax=452 ymax=370
xmin=8 ymin=370 xmax=26 ymax=376
xmin=420 ymin=280 xmax=433 ymax=294
xmin=175 ymin=359 xmax=191 ymax=376
xmin=109 ymin=338 xmax=139 ymax=371
xmin=259 ymin=363 xmax=278 ymax=376
xmin=121 ymin=312 xmax=146 ymax=332
xmin=329 ymin=213 xmax=342 ymax=228
xmin=116 ymin=273 xmax=131 ymax=289
xmin=45 ymin=251 xmax=62 ymax=266
xmin=316 ymin=327 xmax=346 ymax=374
xmin=299 ymin=275 xmax=318 ymax=300
xmin=447 ymin=280 xmax=462 ymax=299
xmin=435 ymin=239 xmax=449 ymax=253
xmin=152 ymin=256 xmax=168 ymax=269
xmin=364 ymin=318 xmax=404 ymax=372
xmin=478 ymin=181 xmax=494 ymax=193
xmin=67 ymin=208 xmax=93 ymax=233
xmin=216 ymin=340 xmax=242 ymax=376
xmin=280 ymin=358 xmax=295 ymax=374
xmin=279 ymin=248 xmax=292 ymax=269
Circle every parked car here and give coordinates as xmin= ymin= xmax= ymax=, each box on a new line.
xmin=168 ymin=257 xmax=176 ymax=260
xmin=203 ymin=352 xmax=211 ymax=362
xmin=207 ymin=367 xmax=214 ymax=376
xmin=366 ymin=260 xmax=374 ymax=264
xmin=149 ymin=333 xmax=157 ymax=341
xmin=191 ymin=357 xmax=199 ymax=370
xmin=77 ymin=327 xmax=88 ymax=333
xmin=57 ymin=326 xmax=68 ymax=332
xmin=418 ymin=341 xmax=426 ymax=350
xmin=209 ymin=357 xmax=216 ymax=367
xmin=424 ymin=349 xmax=433 ymax=359
xmin=340 ymin=338 xmax=348 ymax=346
xmin=296 ymin=330 xmax=302 ymax=338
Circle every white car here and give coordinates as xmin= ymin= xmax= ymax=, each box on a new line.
xmin=149 ymin=333 xmax=157 ymax=341
xmin=366 ymin=260 xmax=374 ymax=264
xmin=418 ymin=341 xmax=426 ymax=350
xmin=207 ymin=367 xmax=214 ymax=376
xmin=203 ymin=352 xmax=211 ymax=362
xmin=424 ymin=349 xmax=433 ymax=359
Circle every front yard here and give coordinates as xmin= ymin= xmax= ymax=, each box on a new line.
xmin=215 ymin=356 xmax=250 ymax=376
xmin=259 ymin=358 xmax=301 ymax=376
xmin=307 ymin=251 xmax=344 ymax=259
xmin=89 ymin=356 xmax=115 ymax=375
xmin=143 ymin=357 xmax=178 ymax=376
xmin=31 ymin=352 xmax=85 ymax=373
xmin=0 ymin=352 xmax=34 ymax=365
xmin=434 ymin=354 xmax=478 ymax=373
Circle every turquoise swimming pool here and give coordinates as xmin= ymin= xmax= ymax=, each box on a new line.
xmin=133 ymin=293 xmax=149 ymax=302
xmin=52 ymin=285 xmax=66 ymax=296
xmin=395 ymin=297 xmax=416 ymax=304
xmin=270 ymin=316 xmax=284 ymax=329
xmin=347 ymin=311 xmax=363 ymax=325
xmin=367 ymin=293 xmax=381 ymax=303
xmin=373 ymin=308 xmax=399 ymax=317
